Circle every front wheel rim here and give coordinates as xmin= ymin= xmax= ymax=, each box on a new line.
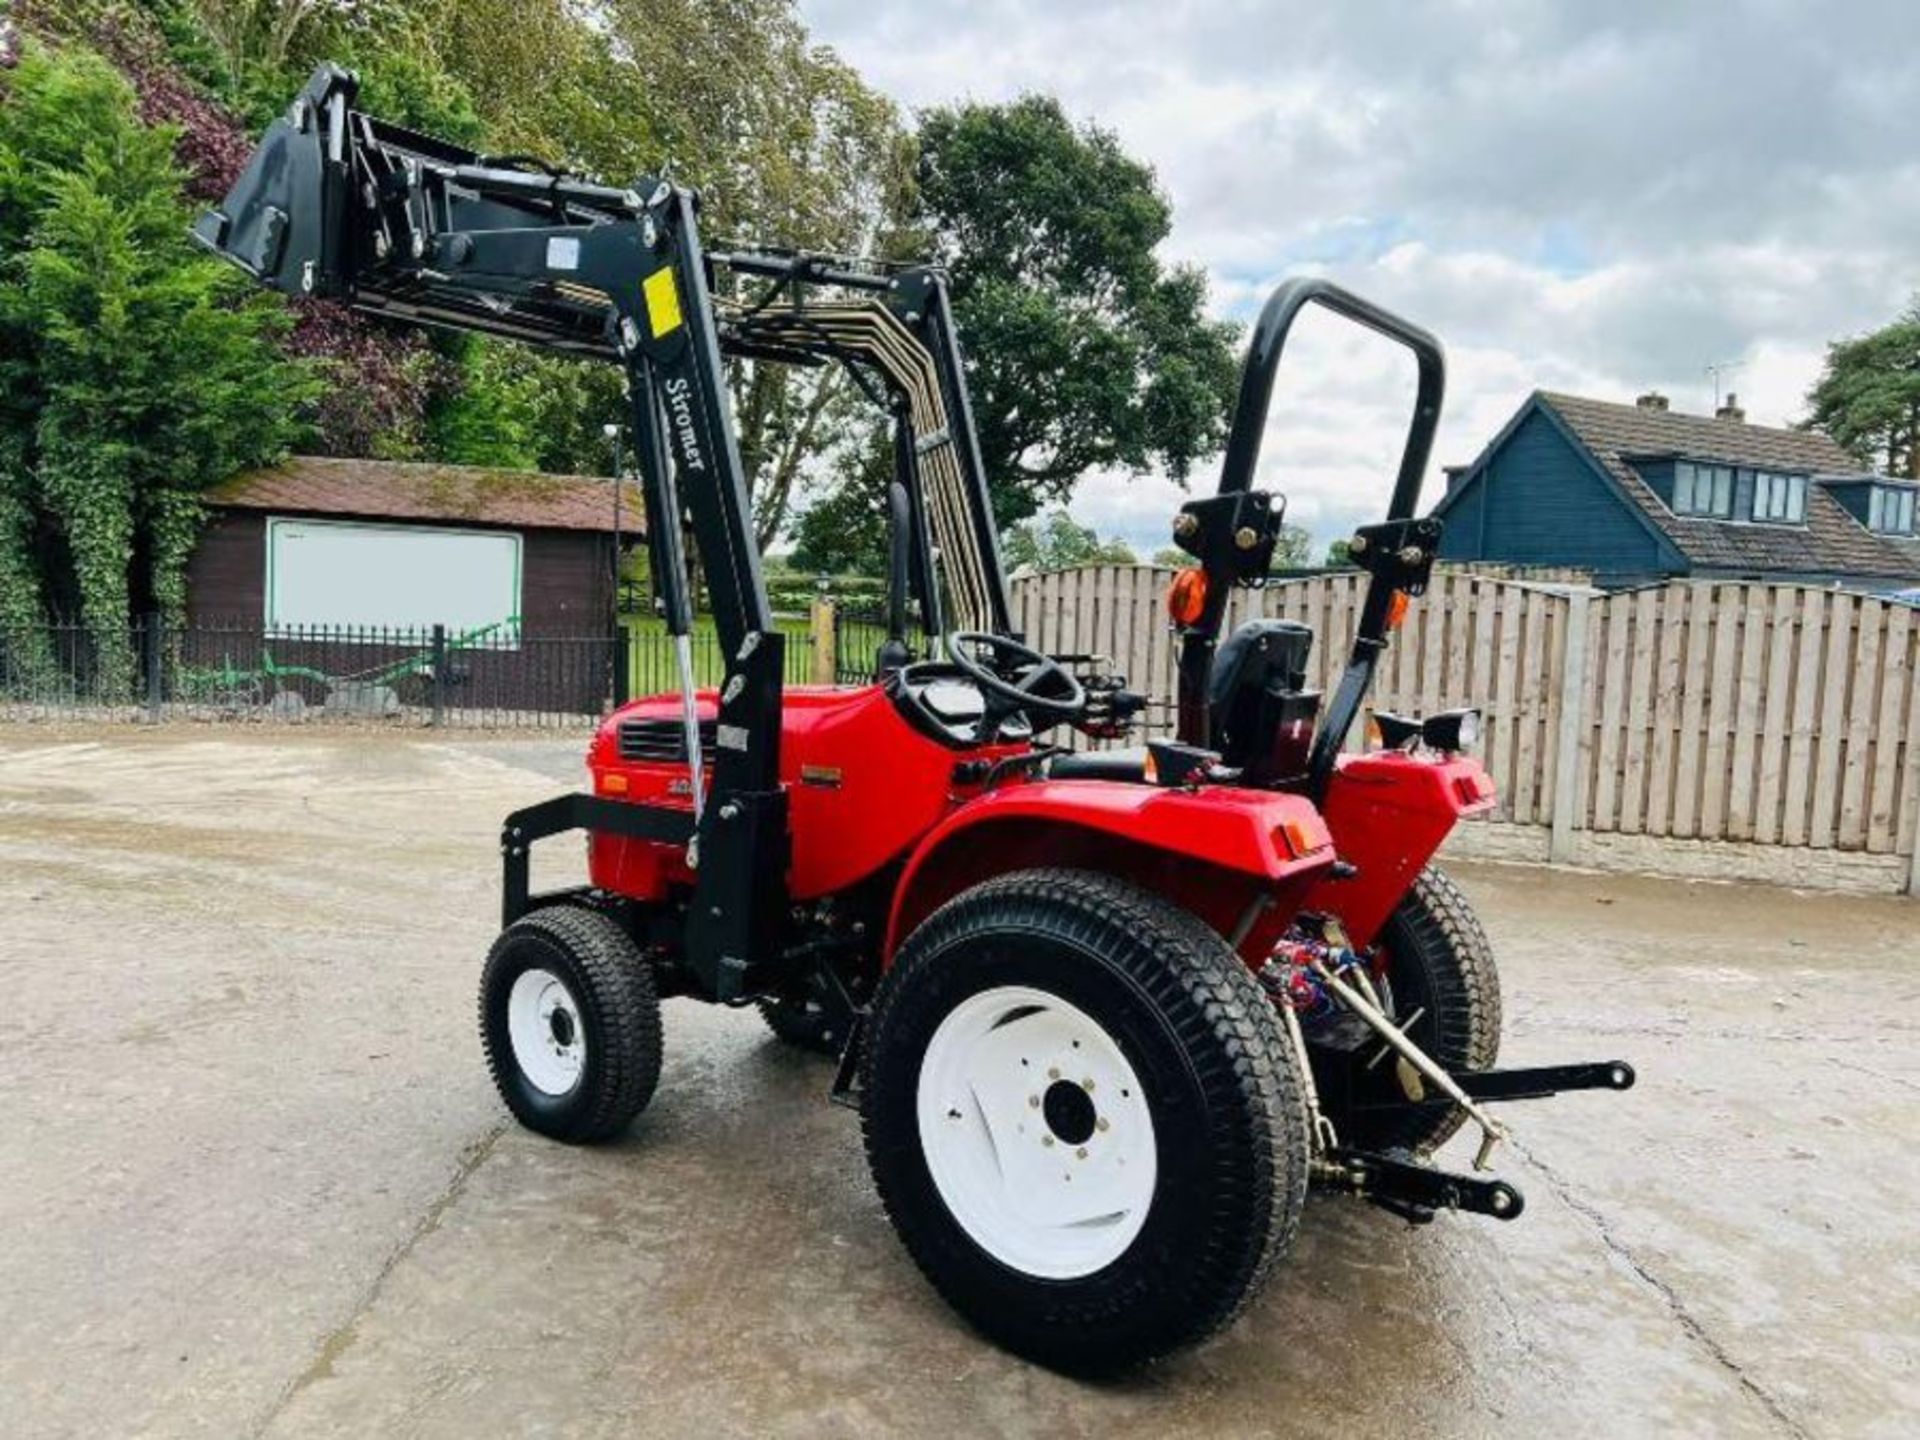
xmin=916 ymin=984 xmax=1157 ymax=1280
xmin=507 ymin=967 xmax=587 ymax=1096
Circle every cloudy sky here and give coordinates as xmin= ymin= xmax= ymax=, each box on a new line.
xmin=797 ymin=0 xmax=1918 ymax=559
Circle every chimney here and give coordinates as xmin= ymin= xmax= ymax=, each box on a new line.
xmin=1636 ymin=391 xmax=1670 ymax=412
xmin=1716 ymin=393 xmax=1746 ymax=423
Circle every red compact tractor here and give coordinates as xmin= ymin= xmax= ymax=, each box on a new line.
xmin=202 ymin=68 xmax=1633 ymax=1372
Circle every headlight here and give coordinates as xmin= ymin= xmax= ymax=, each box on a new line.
xmin=1421 ymin=708 xmax=1480 ymax=753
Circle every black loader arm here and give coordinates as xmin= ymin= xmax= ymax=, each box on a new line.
xmin=194 ymin=65 xmax=1023 ymax=1001
xmin=196 ymin=64 xmax=790 ymax=996
xmin=193 ymin=64 xmax=771 ymax=654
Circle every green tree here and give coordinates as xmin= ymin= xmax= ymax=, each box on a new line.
xmin=787 ymin=449 xmax=890 ymax=576
xmin=1002 ymin=510 xmax=1136 ymax=572
xmin=1805 ymin=301 xmax=1920 ymax=479
xmin=603 ymin=0 xmax=913 ymax=547
xmin=1324 ymin=537 xmax=1355 ymax=567
xmin=426 ymin=337 xmax=546 ymax=471
xmin=0 ymin=42 xmax=310 ymax=690
xmin=1271 ymin=523 xmax=1314 ymax=569
xmin=437 ymin=0 xmax=913 ymax=531
xmin=915 ymin=96 xmax=1240 ymax=526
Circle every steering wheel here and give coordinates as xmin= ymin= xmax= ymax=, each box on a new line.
xmin=941 ymin=630 xmax=1087 ymax=741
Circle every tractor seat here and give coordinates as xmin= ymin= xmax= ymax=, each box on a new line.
xmin=1045 ymin=748 xmax=1150 ymax=783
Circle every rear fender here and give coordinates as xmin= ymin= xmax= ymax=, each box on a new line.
xmin=1309 ymin=751 xmax=1496 ymax=946
xmin=883 ymin=780 xmax=1336 ymax=965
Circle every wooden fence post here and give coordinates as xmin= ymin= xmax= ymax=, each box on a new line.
xmin=1550 ymin=587 xmax=1591 ymax=864
xmin=809 ymin=595 xmax=837 ymax=686
xmin=1908 ymin=654 xmax=1920 ymax=898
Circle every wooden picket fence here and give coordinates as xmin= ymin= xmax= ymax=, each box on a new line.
xmin=1009 ymin=565 xmax=1920 ymax=894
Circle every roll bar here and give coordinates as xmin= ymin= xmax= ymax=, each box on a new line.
xmin=1175 ymin=278 xmax=1448 ymax=797
xmin=1217 ymin=278 xmax=1446 ymax=520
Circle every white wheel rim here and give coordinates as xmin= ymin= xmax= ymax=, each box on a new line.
xmin=916 ymin=984 xmax=1157 ymax=1279
xmin=508 ymin=968 xmax=587 ymax=1096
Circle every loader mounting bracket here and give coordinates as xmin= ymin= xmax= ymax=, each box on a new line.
xmin=500 ymin=793 xmax=695 ymax=928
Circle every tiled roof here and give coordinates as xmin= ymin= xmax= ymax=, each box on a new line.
xmin=1538 ymin=393 xmax=1918 ymax=580
xmin=208 ymin=456 xmax=644 ymax=535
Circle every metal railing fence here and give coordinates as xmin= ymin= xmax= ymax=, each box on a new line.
xmin=1 ymin=616 xmax=618 ymax=727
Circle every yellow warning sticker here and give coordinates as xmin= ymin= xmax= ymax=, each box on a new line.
xmin=643 ymin=266 xmax=683 ymax=338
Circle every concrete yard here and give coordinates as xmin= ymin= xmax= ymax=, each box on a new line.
xmin=2 ymin=726 xmax=1915 ymax=1438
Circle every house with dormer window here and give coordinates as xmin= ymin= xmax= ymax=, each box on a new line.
xmin=1433 ymin=390 xmax=1920 ymax=592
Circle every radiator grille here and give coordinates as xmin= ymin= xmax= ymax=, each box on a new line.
xmin=617 ymin=717 xmax=716 ymax=763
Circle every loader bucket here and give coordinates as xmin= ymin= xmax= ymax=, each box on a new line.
xmin=190 ymin=66 xmax=357 ymax=298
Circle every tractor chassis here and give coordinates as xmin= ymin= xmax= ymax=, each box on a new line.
xmin=500 ymin=796 xmax=1637 ymax=1225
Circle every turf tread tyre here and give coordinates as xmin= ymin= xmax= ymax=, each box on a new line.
xmin=755 ymin=985 xmax=851 ymax=1057
xmin=1351 ymin=865 xmax=1501 ymax=1155
xmin=862 ymin=867 xmax=1309 ymax=1373
xmin=479 ymin=905 xmax=662 ymax=1144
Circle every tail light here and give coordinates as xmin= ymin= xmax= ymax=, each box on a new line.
xmin=1166 ymin=568 xmax=1208 ymax=627
xmin=1275 ymin=815 xmax=1329 ymax=857
xmin=1453 ymin=770 xmax=1496 ymax=805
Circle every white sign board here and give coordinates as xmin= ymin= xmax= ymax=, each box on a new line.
xmin=266 ymin=517 xmax=522 ymax=641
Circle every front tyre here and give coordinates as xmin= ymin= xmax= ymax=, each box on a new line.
xmin=756 ymin=970 xmax=854 ymax=1057
xmin=862 ymin=869 xmax=1309 ymax=1373
xmin=479 ymin=906 xmax=662 ymax=1143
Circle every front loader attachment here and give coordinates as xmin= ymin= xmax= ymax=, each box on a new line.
xmin=191 ymin=66 xmax=347 ymax=297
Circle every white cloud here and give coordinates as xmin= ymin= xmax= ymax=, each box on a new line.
xmin=799 ymin=0 xmax=1920 ymax=555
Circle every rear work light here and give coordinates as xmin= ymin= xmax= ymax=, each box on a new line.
xmin=1145 ymin=739 xmax=1217 ymax=788
xmin=1367 ymin=707 xmax=1480 ymax=755
xmin=1422 ymin=708 xmax=1481 ymax=753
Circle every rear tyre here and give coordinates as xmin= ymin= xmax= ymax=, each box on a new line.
xmin=479 ymin=905 xmax=662 ymax=1143
xmin=1337 ymin=865 xmax=1501 ymax=1156
xmin=862 ymin=868 xmax=1309 ymax=1374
